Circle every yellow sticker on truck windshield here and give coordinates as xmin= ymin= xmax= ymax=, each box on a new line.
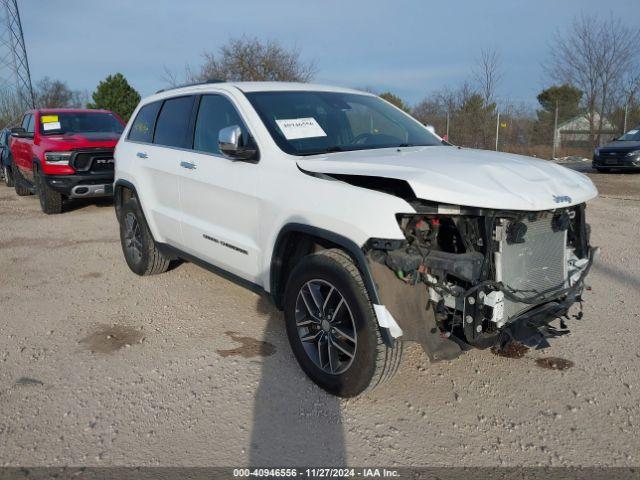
xmin=41 ymin=115 xmax=59 ymax=123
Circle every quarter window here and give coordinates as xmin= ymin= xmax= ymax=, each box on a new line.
xmin=153 ymin=96 xmax=195 ymax=148
xmin=21 ymin=114 xmax=30 ymax=130
xmin=194 ymin=95 xmax=248 ymax=155
xmin=26 ymin=115 xmax=35 ymax=134
xmin=128 ymin=101 xmax=162 ymax=143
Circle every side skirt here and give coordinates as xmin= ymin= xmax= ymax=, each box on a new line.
xmin=156 ymin=242 xmax=270 ymax=299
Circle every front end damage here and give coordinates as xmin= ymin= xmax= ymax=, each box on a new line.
xmin=366 ymin=201 xmax=596 ymax=361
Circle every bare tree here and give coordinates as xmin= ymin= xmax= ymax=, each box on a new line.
xmin=0 ymin=87 xmax=25 ymax=128
xmin=161 ymin=65 xmax=197 ymax=88
xmin=473 ymin=48 xmax=502 ymax=105
xmin=191 ymin=37 xmax=316 ymax=83
xmin=547 ymin=14 xmax=640 ymax=144
xmin=619 ymin=69 xmax=640 ymax=131
xmin=35 ymin=77 xmax=84 ymax=108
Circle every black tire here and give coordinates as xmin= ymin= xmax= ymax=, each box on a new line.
xmin=3 ymin=164 xmax=14 ymax=187
xmin=34 ymin=166 xmax=63 ymax=214
xmin=283 ymin=248 xmax=403 ymax=397
xmin=13 ymin=165 xmax=32 ymax=196
xmin=118 ymin=197 xmax=171 ymax=276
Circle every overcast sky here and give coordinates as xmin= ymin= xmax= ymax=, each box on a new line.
xmin=19 ymin=0 xmax=635 ymax=108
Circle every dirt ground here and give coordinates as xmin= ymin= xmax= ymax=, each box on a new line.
xmin=0 ymin=166 xmax=639 ymax=467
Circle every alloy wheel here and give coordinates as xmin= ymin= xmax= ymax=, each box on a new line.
xmin=123 ymin=212 xmax=144 ymax=262
xmin=295 ymin=279 xmax=357 ymax=375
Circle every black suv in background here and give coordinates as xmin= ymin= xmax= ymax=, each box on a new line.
xmin=593 ymin=127 xmax=640 ymax=172
xmin=1 ymin=127 xmax=14 ymax=187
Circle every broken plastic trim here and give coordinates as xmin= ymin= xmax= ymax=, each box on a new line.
xmin=366 ymin=203 xmax=594 ymax=352
xmin=373 ymin=304 xmax=404 ymax=338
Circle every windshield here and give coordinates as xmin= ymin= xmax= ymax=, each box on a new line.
xmin=39 ymin=112 xmax=124 ymax=136
xmin=245 ymin=91 xmax=443 ymax=156
xmin=618 ymin=127 xmax=640 ymax=141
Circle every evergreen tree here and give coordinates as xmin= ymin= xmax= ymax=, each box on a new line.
xmin=533 ymin=84 xmax=583 ymax=143
xmin=88 ymin=73 xmax=140 ymax=121
xmin=379 ymin=92 xmax=411 ymax=113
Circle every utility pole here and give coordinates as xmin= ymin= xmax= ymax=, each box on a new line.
xmin=495 ymin=112 xmax=500 ymax=151
xmin=445 ymin=111 xmax=450 ymax=140
xmin=623 ymin=101 xmax=629 ymax=134
xmin=0 ymin=0 xmax=35 ymax=111
xmin=551 ymin=100 xmax=559 ymax=159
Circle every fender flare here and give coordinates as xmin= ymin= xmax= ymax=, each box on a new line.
xmin=114 ymin=179 xmax=137 ymax=219
xmin=270 ymin=223 xmax=395 ymax=347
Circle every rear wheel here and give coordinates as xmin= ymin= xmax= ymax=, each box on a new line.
xmin=13 ymin=165 xmax=32 ymax=196
xmin=283 ymin=249 xmax=403 ymax=397
xmin=34 ymin=166 xmax=63 ymax=214
xmin=119 ymin=197 xmax=171 ymax=276
xmin=2 ymin=164 xmax=14 ymax=188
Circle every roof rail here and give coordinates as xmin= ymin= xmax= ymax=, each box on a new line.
xmin=155 ymin=79 xmax=225 ymax=94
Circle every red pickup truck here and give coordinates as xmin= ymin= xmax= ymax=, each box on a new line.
xmin=10 ymin=108 xmax=125 ymax=214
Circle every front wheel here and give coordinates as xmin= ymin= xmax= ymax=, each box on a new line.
xmin=35 ymin=167 xmax=63 ymax=214
xmin=283 ymin=249 xmax=403 ymax=397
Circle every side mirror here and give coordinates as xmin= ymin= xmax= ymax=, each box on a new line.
xmin=10 ymin=127 xmax=32 ymax=138
xmin=218 ymin=125 xmax=258 ymax=161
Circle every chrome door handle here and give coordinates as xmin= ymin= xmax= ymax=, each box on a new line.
xmin=180 ymin=161 xmax=197 ymax=170
xmin=136 ymin=151 xmax=148 ymax=159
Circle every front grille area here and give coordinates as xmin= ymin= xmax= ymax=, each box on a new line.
xmin=71 ymin=149 xmax=115 ymax=173
xmin=595 ymin=150 xmax=634 ymax=165
xmin=497 ymin=215 xmax=567 ymax=321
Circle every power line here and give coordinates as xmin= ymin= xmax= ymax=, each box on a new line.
xmin=0 ymin=0 xmax=34 ymax=110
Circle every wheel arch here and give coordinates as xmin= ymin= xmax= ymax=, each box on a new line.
xmin=269 ymin=223 xmax=394 ymax=346
xmin=114 ymin=179 xmax=137 ymax=220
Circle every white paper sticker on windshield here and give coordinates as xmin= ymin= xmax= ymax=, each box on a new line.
xmin=275 ymin=117 xmax=327 ymax=140
xmin=627 ymin=129 xmax=638 ymax=135
xmin=42 ymin=121 xmax=61 ymax=131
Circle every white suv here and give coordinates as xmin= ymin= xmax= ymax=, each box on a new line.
xmin=114 ymin=81 xmax=598 ymax=397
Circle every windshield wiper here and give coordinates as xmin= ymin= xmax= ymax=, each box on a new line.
xmin=299 ymin=146 xmax=349 ymax=156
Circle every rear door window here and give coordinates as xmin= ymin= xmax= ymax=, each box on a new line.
xmin=153 ymin=96 xmax=195 ymax=149
xmin=128 ymin=101 xmax=162 ymax=143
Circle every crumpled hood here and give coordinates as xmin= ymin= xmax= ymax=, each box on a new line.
xmin=297 ymin=146 xmax=598 ymax=211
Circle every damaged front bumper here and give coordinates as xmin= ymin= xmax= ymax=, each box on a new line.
xmin=364 ymin=203 xmax=596 ymax=360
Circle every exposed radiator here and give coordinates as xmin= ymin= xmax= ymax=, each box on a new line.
xmin=495 ymin=215 xmax=567 ymax=321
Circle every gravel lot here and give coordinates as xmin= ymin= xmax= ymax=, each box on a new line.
xmin=0 ymin=167 xmax=639 ymax=467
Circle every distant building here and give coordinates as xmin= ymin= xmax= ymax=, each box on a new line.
xmin=555 ymin=113 xmax=618 ymax=148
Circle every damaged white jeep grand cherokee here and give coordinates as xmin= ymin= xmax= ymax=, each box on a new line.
xmin=114 ymin=81 xmax=598 ymax=397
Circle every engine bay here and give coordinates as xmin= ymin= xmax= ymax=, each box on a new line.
xmin=367 ymin=201 xmax=595 ymax=352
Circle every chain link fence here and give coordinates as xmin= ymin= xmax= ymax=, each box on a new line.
xmin=422 ymin=106 xmax=640 ymax=160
